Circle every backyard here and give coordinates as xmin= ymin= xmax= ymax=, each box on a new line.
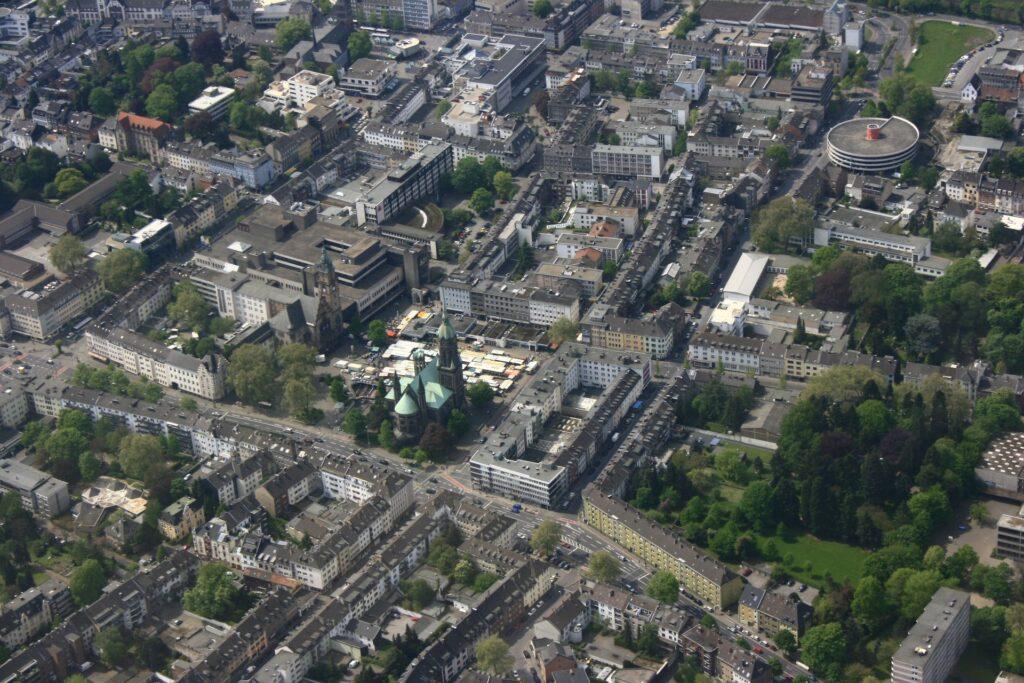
xmin=906 ymin=20 xmax=994 ymax=86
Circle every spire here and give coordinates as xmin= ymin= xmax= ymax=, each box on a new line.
xmin=318 ymin=244 xmax=333 ymax=273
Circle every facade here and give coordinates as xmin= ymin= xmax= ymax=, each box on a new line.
xmin=337 ymin=59 xmax=397 ymax=98
xmin=439 ymin=275 xmax=581 ymax=326
xmin=390 ymin=315 xmax=465 ymax=442
xmin=187 ymin=86 xmax=235 ymax=120
xmin=891 ymin=588 xmax=970 ymax=683
xmin=590 ymin=144 xmax=664 ymax=179
xmin=583 ymin=302 xmax=684 ymax=359
xmin=997 ymin=508 xmax=1024 ymax=561
xmin=1 ymin=270 xmax=103 ymax=340
xmin=0 ymin=459 xmax=70 ymax=517
xmin=582 ymin=488 xmax=743 ymax=610
xmin=98 ymin=111 xmax=172 ymax=159
xmin=351 ymin=0 xmax=437 ymax=29
xmin=157 ymin=496 xmax=205 ymax=540
xmin=737 ymin=585 xmax=811 ymax=642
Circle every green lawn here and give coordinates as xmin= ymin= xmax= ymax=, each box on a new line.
xmin=760 ymin=533 xmax=869 ymax=587
xmin=32 ymin=571 xmax=49 ymax=586
xmin=906 ymin=21 xmax=995 ymax=87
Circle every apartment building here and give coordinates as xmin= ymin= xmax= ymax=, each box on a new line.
xmin=1 ymin=269 xmax=103 ymax=340
xmin=98 ymin=111 xmax=171 ymax=159
xmin=157 ymin=496 xmax=205 ymax=541
xmin=158 ymin=140 xmax=277 ymax=189
xmin=351 ymin=0 xmax=437 ymax=29
xmin=590 ymin=144 xmax=664 ymax=179
xmin=946 ymin=171 xmax=1024 ymax=217
xmin=582 ymin=488 xmax=743 ymax=610
xmin=0 ymin=580 xmax=72 ymax=651
xmin=997 ymin=508 xmax=1024 ymax=561
xmin=682 ymin=624 xmax=773 ymax=683
xmin=891 ymin=588 xmax=970 ymax=683
xmin=337 ymin=59 xmax=396 ymax=98
xmin=568 ymin=203 xmax=640 ymax=236
xmin=0 ymin=460 xmax=70 ymax=517
xmin=580 ymin=581 xmax=689 ymax=645
xmin=738 ymin=585 xmax=811 ymax=642
xmin=201 ymin=454 xmax=268 ymax=507
xmin=187 ymin=86 xmax=235 ymax=120
xmin=439 ymin=275 xmax=581 ymax=326
xmin=554 ymin=233 xmax=624 ymax=263
xmin=166 ymin=180 xmax=239 ymax=248
xmin=583 ymin=302 xmax=684 ymax=359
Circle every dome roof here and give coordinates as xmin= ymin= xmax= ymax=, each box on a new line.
xmin=395 ymin=392 xmax=419 ymax=416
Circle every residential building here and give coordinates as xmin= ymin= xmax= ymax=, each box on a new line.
xmin=1 ymin=269 xmax=103 ymax=340
xmin=997 ymin=507 xmax=1024 ymax=562
xmin=157 ymin=496 xmax=205 ymax=541
xmin=891 ymin=588 xmax=970 ymax=683
xmin=254 ymin=461 xmax=319 ymax=517
xmin=439 ymin=274 xmax=580 ymax=326
xmin=582 ymin=489 xmax=743 ymax=610
xmin=188 ymin=86 xmax=235 ymax=120
xmin=682 ymin=625 xmax=773 ymax=683
xmin=0 ymin=459 xmax=70 ymax=517
xmin=583 ymin=302 xmax=685 ymax=359
xmin=351 ymin=0 xmax=437 ymax=29
xmin=98 ymin=111 xmax=171 ymax=159
xmin=738 ymin=585 xmax=811 ymax=642
xmin=166 ymin=180 xmax=239 ymax=247
xmin=590 ymin=144 xmax=664 ymax=179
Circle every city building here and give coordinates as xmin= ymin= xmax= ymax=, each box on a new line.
xmin=826 ymin=116 xmax=919 ymax=173
xmin=0 ymin=269 xmax=103 ymax=340
xmin=891 ymin=588 xmax=970 ymax=683
xmin=583 ymin=302 xmax=685 ymax=359
xmin=0 ymin=459 xmax=70 ymax=517
xmin=187 ymin=85 xmax=236 ymax=120
xmin=98 ymin=111 xmax=172 ymax=159
xmin=157 ymin=496 xmax=205 ymax=541
xmin=439 ymin=275 xmax=581 ymax=326
xmin=737 ymin=585 xmax=811 ymax=642
xmin=351 ymin=0 xmax=437 ymax=29
xmin=590 ymin=144 xmax=664 ymax=179
xmin=445 ymin=34 xmax=547 ymax=113
xmin=337 ymin=59 xmax=397 ymax=98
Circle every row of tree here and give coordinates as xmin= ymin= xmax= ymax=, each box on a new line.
xmin=228 ymin=343 xmax=323 ymax=422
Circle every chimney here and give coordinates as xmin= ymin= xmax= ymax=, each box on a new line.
xmin=865 ymin=123 xmax=880 ymax=141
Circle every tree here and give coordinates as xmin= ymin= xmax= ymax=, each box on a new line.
xmin=329 ymin=378 xmax=349 ymax=403
xmin=191 ymin=30 xmax=224 ymax=68
xmin=78 ymin=452 xmax=102 ymax=482
xmin=95 ymin=626 xmax=129 ymax=667
xmin=548 ymin=317 xmax=580 ymax=345
xmin=493 ymin=171 xmax=516 ymax=201
xmin=228 ymin=344 xmax=277 ymax=405
xmin=88 ymin=87 xmax=116 ymax=116
xmin=343 ymin=408 xmax=367 ymax=441
xmin=367 ymin=319 xmax=389 ymax=347
xmin=530 ymin=519 xmax=562 ymax=557
xmin=49 ymin=234 xmax=87 ymax=274
xmin=970 ymin=502 xmax=992 ymax=526
xmin=801 ymin=623 xmax=847 ymax=681
xmin=137 ymin=636 xmax=171 ymax=670
xmin=183 ymin=563 xmax=248 ymax=621
xmin=283 ymin=377 xmax=316 ymax=418
xmin=276 ymin=17 xmax=312 ymax=51
xmin=401 ymin=579 xmax=435 ymax=610
xmin=852 ymin=576 xmax=889 ymax=635
xmin=447 ymin=409 xmax=469 ymax=438
xmin=378 ymin=419 xmax=395 ymax=450
xmin=646 ymin=570 xmax=680 ymax=604
xmin=146 ymin=83 xmax=179 ymax=121
xmin=418 ymin=422 xmax=452 ymax=460
xmin=687 ymin=271 xmax=711 ymax=298
xmin=469 ymin=187 xmax=494 ymax=215
xmin=97 ymin=249 xmax=146 ymax=293
xmin=738 ymin=481 xmax=777 ymax=533
xmin=533 ymin=0 xmax=552 ymax=17
xmin=167 ymin=282 xmax=210 ymax=331
xmin=1003 ymin=630 xmax=1024 ymax=674
xmin=52 ymin=168 xmax=88 ymax=197
xmin=587 ymin=551 xmax=621 ymax=583
xmin=774 ymin=629 xmax=797 ymax=657
xmin=348 ymin=30 xmax=373 ymax=61
xmin=904 ymin=314 xmax=942 ymax=359
xmin=119 ymin=434 xmax=164 ymax=480
xmin=879 ymin=73 xmax=935 ymax=124
xmin=765 ymin=144 xmax=791 ymax=168
xmin=451 ymin=157 xmax=488 ymax=195
xmin=69 ymin=559 xmax=106 ymax=606
xmin=467 ymin=381 xmax=494 ymax=409
xmin=476 ymin=635 xmax=513 ymax=674
xmin=752 ymin=197 xmax=814 ymax=253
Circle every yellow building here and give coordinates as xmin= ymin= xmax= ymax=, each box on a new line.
xmin=738 ymin=584 xmax=811 ymax=642
xmin=158 ymin=496 xmax=206 ymax=541
xmin=581 ymin=488 xmax=743 ymax=610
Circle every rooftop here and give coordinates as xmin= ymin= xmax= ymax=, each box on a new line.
xmin=827 ymin=116 xmax=919 ymax=157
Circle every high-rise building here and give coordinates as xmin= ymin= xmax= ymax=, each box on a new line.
xmin=891 ymin=587 xmax=970 ymax=683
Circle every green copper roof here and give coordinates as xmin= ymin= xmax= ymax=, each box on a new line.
xmin=395 ymin=393 xmax=419 ymax=416
xmin=397 ymin=358 xmax=453 ymax=411
xmin=438 ymin=314 xmax=456 ymax=341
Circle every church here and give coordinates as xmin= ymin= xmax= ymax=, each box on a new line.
xmin=390 ymin=315 xmax=465 ymax=443
xmin=268 ymin=246 xmax=346 ymax=353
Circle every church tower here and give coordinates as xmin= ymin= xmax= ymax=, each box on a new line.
xmin=435 ymin=313 xmax=465 ymax=408
xmin=313 ymin=245 xmax=345 ymax=352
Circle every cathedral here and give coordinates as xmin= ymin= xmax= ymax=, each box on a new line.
xmin=269 ymin=246 xmax=346 ymax=353
xmin=390 ymin=315 xmax=466 ymax=443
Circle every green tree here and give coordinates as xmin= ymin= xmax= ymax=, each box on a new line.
xmin=167 ymin=282 xmax=211 ymax=332
xmin=774 ymin=629 xmax=797 ymax=657
xmin=879 ymin=73 xmax=934 ymax=124
xmin=687 ymin=271 xmax=711 ymax=298
xmin=95 ymin=626 xmax=129 ymax=667
xmin=88 ymin=87 xmax=116 ymax=116
xmin=469 ymin=187 xmax=494 ymax=215
xmin=49 ymin=234 xmax=87 ymax=274
xmin=467 ymin=381 xmax=494 ymax=409
xmin=493 ymin=171 xmax=516 ymax=200
xmin=852 ymin=576 xmax=889 ymax=635
xmin=378 ymin=419 xmax=395 ymax=450
xmin=970 ymin=502 xmax=992 ymax=526
xmin=367 ymin=319 xmax=389 ymax=347
xmin=78 ymin=452 xmax=102 ymax=482
xmin=343 ymin=408 xmax=367 ymax=441
xmin=401 ymin=579 xmax=435 ymax=610
xmin=146 ymin=84 xmax=179 ymax=121
xmin=183 ymin=563 xmax=248 ymax=621
xmin=228 ymin=344 xmax=277 ymax=405
xmin=533 ymin=0 xmax=552 ymax=16
xmin=765 ymin=144 xmax=791 ymax=168
xmin=646 ymin=570 xmax=680 ymax=604
xmin=69 ymin=559 xmax=106 ymax=606
xmin=97 ymin=249 xmax=147 ymax=293
xmin=801 ymin=623 xmax=847 ymax=680
xmin=752 ymin=197 xmax=814 ymax=253
xmin=282 ymin=377 xmax=316 ymax=418
xmin=329 ymin=378 xmax=349 ymax=403
xmin=587 ymin=551 xmax=621 ymax=583
xmin=53 ymin=168 xmax=88 ymax=197
xmin=191 ymin=30 xmax=224 ymax=68
xmin=180 ymin=396 xmax=198 ymax=411
xmin=447 ymin=409 xmax=469 ymax=438
xmin=348 ymin=30 xmax=373 ymax=61
xmin=476 ymin=635 xmax=513 ymax=674
xmin=784 ymin=264 xmax=814 ymax=302
xmin=530 ymin=519 xmax=562 ymax=557
xmin=1003 ymin=630 xmax=1024 ymax=674
xmin=548 ymin=317 xmax=580 ymax=345
xmin=451 ymin=157 xmax=488 ymax=194
xmin=118 ymin=434 xmax=164 ymax=480
xmin=276 ymin=17 xmax=312 ymax=51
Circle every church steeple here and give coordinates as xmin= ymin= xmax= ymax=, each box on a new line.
xmin=436 ymin=311 xmax=465 ymax=408
xmin=312 ymin=243 xmax=344 ymax=353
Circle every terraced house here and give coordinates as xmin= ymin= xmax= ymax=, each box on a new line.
xmin=581 ymin=487 xmax=743 ymax=610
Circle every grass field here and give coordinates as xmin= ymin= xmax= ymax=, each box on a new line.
xmin=906 ymin=20 xmax=994 ymax=87
xmin=760 ymin=533 xmax=869 ymax=587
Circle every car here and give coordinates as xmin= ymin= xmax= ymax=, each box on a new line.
xmin=425 ymin=488 xmax=436 ymax=494
xmin=798 ymin=584 xmax=807 ymax=592
xmin=958 ymin=524 xmax=968 ymax=531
